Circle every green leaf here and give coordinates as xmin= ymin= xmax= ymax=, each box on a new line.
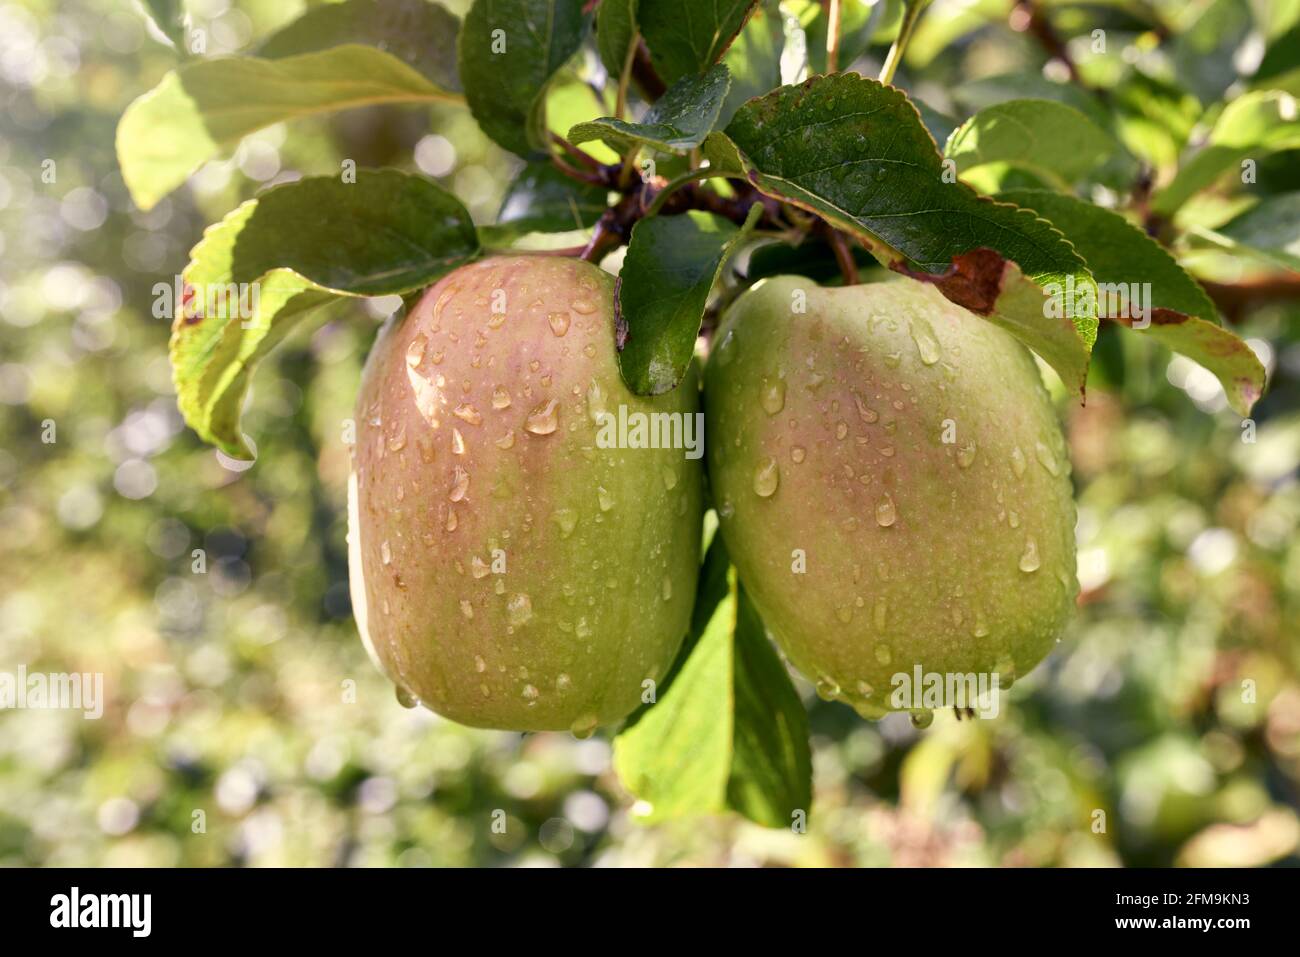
xmin=718 ymin=0 xmax=784 ymax=127
xmin=173 ymin=172 xmax=479 ymax=458
xmin=713 ymin=74 xmax=1098 ymax=396
xmin=596 ymin=0 xmax=639 ymax=79
xmin=569 ymin=64 xmax=731 ymax=154
xmin=617 ymin=206 xmax=759 ymax=395
xmin=1153 ymin=90 xmax=1300 ymax=216
xmin=638 ymin=0 xmax=758 ymax=85
xmin=493 ymin=161 xmax=609 ymax=238
xmin=1254 ymin=21 xmax=1300 ymax=89
xmin=139 ymin=0 xmax=187 ymax=51
xmin=952 ymin=71 xmax=1111 ymax=129
xmin=945 ymin=99 xmax=1118 ymax=190
xmin=614 ymin=539 xmax=811 ymax=828
xmin=1111 ymin=70 xmax=1202 ymax=171
xmin=1001 ymin=188 xmax=1266 ymax=415
xmin=259 ymin=0 xmax=462 ymax=92
xmin=1198 ymin=193 xmax=1300 ymax=272
xmin=458 ymin=0 xmax=591 ymax=157
xmin=726 ymin=583 xmax=812 ymax=827
xmin=115 ymin=46 xmax=457 ymax=210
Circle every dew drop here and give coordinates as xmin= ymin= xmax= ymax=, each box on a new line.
xmin=405 ymin=334 xmax=427 ymax=367
xmin=956 ymin=442 xmax=977 ymax=469
xmin=815 ymin=676 xmax=841 ymax=701
xmin=1010 ymin=445 xmax=1027 ymax=478
xmin=387 ymin=426 xmax=407 ymax=452
xmin=551 ymin=508 xmax=578 ymax=538
xmin=445 ymin=507 xmax=458 ymax=532
xmin=1008 ymin=510 xmax=1020 ymax=529
xmin=873 ymin=597 xmax=888 ymax=631
xmin=474 ymin=655 xmax=487 ymax=673
xmin=873 ymin=642 xmax=892 ymax=665
xmin=508 ymin=593 xmax=534 ymax=626
xmin=661 ymin=466 xmax=678 ymax=491
xmin=521 ymin=683 xmax=539 ymax=702
xmin=571 ymin=299 xmax=596 ymax=315
xmin=471 ymin=556 xmax=490 ymax=579
xmin=449 ymin=465 xmax=470 ymax=502
xmin=547 ymin=311 xmax=571 ymax=337
xmin=597 ymin=486 xmax=614 ymax=512
xmin=495 ymin=430 xmax=515 ymax=449
xmin=452 ymin=428 xmax=466 ymax=455
xmin=380 ymin=540 xmax=392 ymax=565
xmin=910 ymin=709 xmax=935 ymax=729
xmin=453 ymin=403 xmax=482 ymax=426
xmin=661 ymin=576 xmax=673 ymax=601
xmin=1034 ymin=440 xmax=1060 ymax=476
xmin=761 ymin=377 xmax=786 ymax=415
xmin=555 ymin=672 xmax=572 ymax=692
xmin=1019 ymin=536 xmax=1041 ymax=573
xmin=791 ymin=445 xmax=806 ymax=463
xmin=459 ymin=599 xmax=473 ymax=619
xmin=395 ymin=686 xmax=418 ymax=709
xmin=525 ymin=398 xmax=560 ymax=435
xmin=908 ymin=315 xmax=942 ymax=365
xmin=875 ymin=494 xmax=897 ymax=527
xmin=491 ymin=386 xmax=511 ymax=410
xmin=972 ymin=612 xmax=989 ymax=638
xmin=836 ymin=605 xmax=853 ymax=623
xmin=854 ymin=394 xmax=879 ymax=423
xmin=570 ymin=713 xmax=597 ymax=738
xmin=836 ymin=421 xmax=849 ymax=440
xmin=752 ymin=457 xmax=780 ymax=497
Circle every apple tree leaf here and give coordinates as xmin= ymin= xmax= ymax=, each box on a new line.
xmin=1209 ymin=193 xmax=1300 ymax=272
xmin=569 ymin=64 xmax=731 ymax=154
xmin=944 ymin=98 xmax=1119 ymax=189
xmin=1002 ymin=188 xmax=1266 ymax=415
xmin=173 ymin=171 xmax=479 ymax=458
xmin=710 ymin=74 xmax=1099 ymax=397
xmin=1152 ymin=90 xmax=1300 ymax=216
xmin=115 ymin=45 xmax=458 ymax=210
xmin=492 ymin=160 xmax=610 ymax=239
xmin=638 ymin=0 xmax=758 ymax=86
xmin=458 ymin=0 xmax=591 ymax=157
xmin=614 ymin=538 xmax=812 ymax=828
xmin=596 ymin=0 xmax=639 ymax=79
xmin=718 ymin=0 xmax=785 ymax=126
xmin=617 ymin=206 xmax=760 ymax=395
xmin=259 ymin=0 xmax=462 ymax=92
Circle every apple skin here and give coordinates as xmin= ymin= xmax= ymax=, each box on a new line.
xmin=703 ymin=276 xmax=1078 ymax=719
xmin=349 ymin=256 xmax=703 ymax=733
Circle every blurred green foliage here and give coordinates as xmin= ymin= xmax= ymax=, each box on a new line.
xmin=1 ymin=0 xmax=1298 ymax=867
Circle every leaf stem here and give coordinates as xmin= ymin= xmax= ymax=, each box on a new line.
xmin=615 ymin=30 xmax=639 ymax=120
xmin=878 ymin=0 xmax=929 ymax=86
xmin=644 ymin=167 xmax=731 ymax=217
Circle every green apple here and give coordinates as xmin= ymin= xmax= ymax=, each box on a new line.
xmin=349 ymin=256 xmax=704 ymax=733
xmin=703 ymin=276 xmax=1077 ymax=722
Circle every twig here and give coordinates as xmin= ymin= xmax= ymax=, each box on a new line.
xmin=631 ymin=37 xmax=667 ymax=100
xmin=644 ymin=167 xmax=734 ymax=217
xmin=826 ymin=0 xmax=843 ymax=74
xmin=1201 ymin=275 xmax=1300 ymax=323
xmin=829 ymin=230 xmax=860 ymax=285
xmin=1011 ymin=0 xmax=1081 ymax=85
xmin=550 ymin=133 xmax=601 ymax=170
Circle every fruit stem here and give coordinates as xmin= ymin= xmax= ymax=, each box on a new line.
xmin=878 ymin=0 xmax=930 ymax=86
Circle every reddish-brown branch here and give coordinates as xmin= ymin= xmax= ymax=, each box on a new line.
xmin=1011 ymin=0 xmax=1082 ymax=86
xmin=1201 ymin=275 xmax=1300 ymax=323
xmin=630 ymin=38 xmax=667 ymax=101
